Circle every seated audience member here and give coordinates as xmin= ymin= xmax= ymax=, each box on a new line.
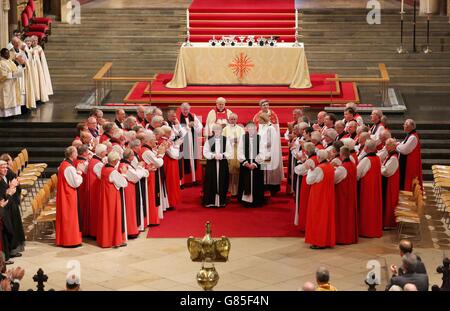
xmin=388 ymin=253 xmax=429 ymax=291
xmin=390 ymin=239 xmax=427 ymax=276
xmin=65 ymin=274 xmax=81 ymax=291
xmin=315 ymin=266 xmax=337 ymax=291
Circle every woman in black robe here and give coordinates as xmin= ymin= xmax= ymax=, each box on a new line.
xmin=237 ymin=122 xmax=266 ymax=207
xmin=202 ymin=124 xmax=232 ymax=207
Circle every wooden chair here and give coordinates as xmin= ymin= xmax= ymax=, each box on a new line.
xmin=21 ymin=149 xmax=48 ymax=169
xmin=31 ymin=193 xmax=56 ymax=240
xmin=396 ymin=183 xmax=424 ymax=241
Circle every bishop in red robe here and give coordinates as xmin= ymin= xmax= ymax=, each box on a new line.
xmin=305 ymin=149 xmax=336 ymax=249
xmin=381 ymin=138 xmax=400 ymax=229
xmin=56 ymin=146 xmax=83 ymax=247
xmin=334 ymin=147 xmax=358 ymax=244
xmin=397 ymin=119 xmax=423 ymax=191
xmin=357 ymin=140 xmax=383 ymax=238
xmin=73 ymin=145 xmax=90 ymax=236
xmin=97 ymin=151 xmax=128 ymax=248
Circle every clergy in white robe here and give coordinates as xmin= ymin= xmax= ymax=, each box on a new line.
xmin=179 ymin=103 xmax=203 ymax=186
xmin=30 ymin=38 xmax=49 ymax=103
xmin=24 ymin=37 xmax=40 ymax=102
xmin=237 ymin=122 xmax=265 ymax=207
xmin=31 ymin=36 xmax=53 ymax=96
xmin=257 ymin=112 xmax=283 ymax=195
xmin=18 ymin=42 xmax=36 ymax=110
xmin=222 ymin=113 xmax=245 ymax=196
xmin=203 ymin=124 xmax=233 ymax=207
xmin=369 ymin=110 xmax=385 ymax=141
xmin=205 ymin=97 xmax=233 ymax=136
xmin=0 ymin=49 xmax=22 ymax=118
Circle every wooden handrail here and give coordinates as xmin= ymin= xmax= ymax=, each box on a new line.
xmin=325 ymin=63 xmax=390 ymax=83
xmin=93 ymin=62 xmax=113 ymax=81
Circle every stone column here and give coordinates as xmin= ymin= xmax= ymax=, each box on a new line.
xmin=0 ymin=0 xmax=11 ymax=48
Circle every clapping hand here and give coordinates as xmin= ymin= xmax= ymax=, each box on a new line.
xmin=8 ymin=267 xmax=25 ymax=281
xmin=9 ymin=179 xmax=19 ymax=188
xmin=120 ymin=165 xmax=128 ymax=174
xmin=189 ymin=121 xmax=195 ymax=128
xmin=6 ymin=187 xmax=16 ymax=196
xmin=0 ymin=199 xmax=8 ymax=208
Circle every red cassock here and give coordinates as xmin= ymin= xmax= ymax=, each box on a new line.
xmin=358 ymin=155 xmax=383 ymax=238
xmin=298 ymin=155 xmax=319 ymax=232
xmin=99 ymin=133 xmax=110 ymax=144
xmin=400 ymin=131 xmax=423 ymax=191
xmin=350 ymin=150 xmax=359 ymax=166
xmin=335 ymin=160 xmax=358 ymax=244
xmin=140 ymin=146 xmax=159 ymax=226
xmin=56 ymin=160 xmax=82 ymax=247
xmin=97 ymin=165 xmax=124 ymax=248
xmin=86 ymin=156 xmax=102 ymax=237
xmin=305 ymin=162 xmax=336 ymax=247
xmin=118 ymin=162 xmax=139 ymax=237
xmin=382 ymin=153 xmax=400 ymax=228
xmin=74 ymin=157 xmax=89 ymax=236
xmin=164 ymin=155 xmax=180 ymax=208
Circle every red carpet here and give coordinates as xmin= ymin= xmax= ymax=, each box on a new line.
xmin=188 ymin=0 xmax=296 ymax=42
xmin=123 ymin=77 xmax=359 ymax=107
xmin=146 ymin=186 xmax=302 ymax=238
xmin=189 ymin=0 xmax=295 ymax=13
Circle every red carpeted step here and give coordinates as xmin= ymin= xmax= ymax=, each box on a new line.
xmin=146 ymin=185 xmax=301 ymax=238
xmin=190 ymin=28 xmax=295 ymax=35
xmin=189 ymin=35 xmax=296 ymax=42
xmin=151 ymin=73 xmax=340 ymax=96
xmin=189 ymin=0 xmax=295 ymax=13
xmin=190 ymin=13 xmax=295 ymax=20
xmin=190 ymin=21 xmax=295 ymax=28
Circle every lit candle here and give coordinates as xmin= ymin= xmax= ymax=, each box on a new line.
xmin=426 ymin=0 xmax=431 ymax=14
xmin=187 ymin=9 xmax=190 ymax=29
xmin=400 ymin=0 xmax=404 ymax=13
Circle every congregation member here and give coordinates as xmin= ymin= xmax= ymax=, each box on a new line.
xmin=397 ymin=119 xmax=423 ymax=191
xmin=222 ymin=113 xmax=245 ymax=196
xmin=86 ymin=116 xmax=99 ymax=138
xmin=205 ymin=97 xmax=233 ymax=136
xmin=357 ymin=139 xmax=383 ymax=238
xmin=153 ymin=128 xmax=170 ymax=214
xmin=334 ymin=120 xmax=346 ymax=141
xmin=344 ymin=102 xmax=364 ymax=127
xmin=202 ymin=124 xmax=232 ymax=207
xmin=97 ymin=151 xmax=128 ymax=248
xmin=391 ymin=239 xmax=427 ymax=276
xmin=285 ymin=109 xmax=305 ymax=193
xmin=381 ymin=138 xmax=400 ymax=229
xmin=388 ymin=253 xmax=429 ymax=291
xmin=288 ymin=122 xmax=308 ymax=194
xmin=237 ymin=122 xmax=265 ymax=207
xmin=334 ymin=147 xmax=358 ymax=244
xmin=313 ymin=111 xmax=327 ymax=131
xmin=0 ymin=159 xmax=22 ymax=261
xmin=56 ymin=147 xmax=83 ymax=247
xmin=179 ymin=102 xmax=203 ymax=187
xmin=305 ymin=149 xmax=336 ymax=249
xmin=344 ymin=120 xmax=357 ymax=140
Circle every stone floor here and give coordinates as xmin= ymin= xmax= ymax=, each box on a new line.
xmin=11 ymin=183 xmax=450 ymax=291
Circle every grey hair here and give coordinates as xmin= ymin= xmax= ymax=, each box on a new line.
xmin=128 ymin=139 xmax=141 ymax=149
xmin=123 ymin=116 xmax=136 ymax=130
xmin=311 ymin=131 xmax=322 ymax=143
xmin=151 ymin=116 xmax=164 ymax=126
xmin=107 ymin=151 xmax=120 ymax=164
xmin=303 ymin=142 xmax=315 ymax=156
xmin=341 ymin=138 xmax=356 ymax=151
xmin=65 ymin=146 xmax=77 ymax=159
xmin=372 ymin=109 xmax=383 ymax=118
xmin=95 ymin=144 xmax=107 ymax=156
xmin=365 ymin=139 xmax=377 ymax=153
xmin=405 ymin=119 xmax=416 ymax=130
xmin=181 ymin=102 xmax=190 ymax=109
xmin=401 ymin=253 xmax=418 ymax=274
xmin=317 ymin=149 xmax=328 ymax=162
xmin=324 ymin=128 xmax=338 ymax=141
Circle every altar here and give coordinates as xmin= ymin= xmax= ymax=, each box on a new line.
xmin=166 ymin=42 xmax=312 ymax=89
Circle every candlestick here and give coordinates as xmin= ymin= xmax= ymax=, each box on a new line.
xmin=426 ymin=0 xmax=431 ymax=14
xmin=295 ymin=10 xmax=298 ymax=30
xmin=187 ymin=9 xmax=190 ymax=29
xmin=401 ymin=0 xmax=404 ymax=13
xmin=397 ymin=11 xmax=407 ymax=53
xmin=423 ymin=13 xmax=432 ymax=53
xmin=412 ymin=0 xmax=417 ymax=52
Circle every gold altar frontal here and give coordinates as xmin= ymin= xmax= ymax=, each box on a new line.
xmin=166 ymin=43 xmax=312 ymax=89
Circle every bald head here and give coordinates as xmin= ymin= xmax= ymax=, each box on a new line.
xmin=399 ymin=239 xmax=413 ymax=255
xmin=302 ymin=281 xmax=316 ymax=291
